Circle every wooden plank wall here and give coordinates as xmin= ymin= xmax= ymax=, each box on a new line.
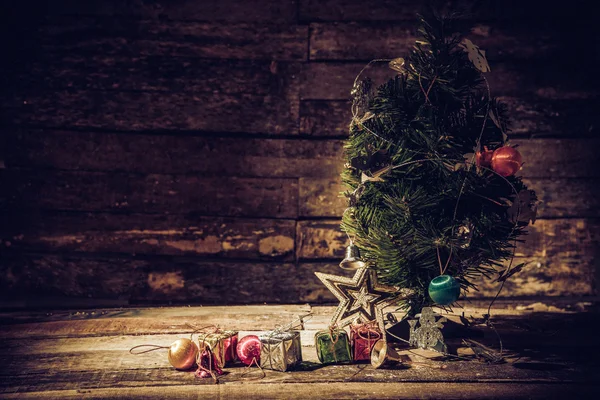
xmin=0 ymin=0 xmax=598 ymax=306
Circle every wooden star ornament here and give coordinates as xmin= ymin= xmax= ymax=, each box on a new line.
xmin=315 ymin=267 xmax=414 ymax=336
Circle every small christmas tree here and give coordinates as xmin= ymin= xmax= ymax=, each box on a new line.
xmin=340 ymin=10 xmax=537 ymax=316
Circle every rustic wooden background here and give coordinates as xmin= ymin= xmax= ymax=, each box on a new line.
xmin=0 ymin=0 xmax=598 ymax=307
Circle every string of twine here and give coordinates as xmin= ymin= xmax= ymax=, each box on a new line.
xmin=270 ymin=313 xmax=312 ymax=336
xmin=327 ymin=324 xmax=341 ymax=363
xmin=436 ymin=245 xmax=454 ymax=276
xmin=129 ymin=344 xmax=170 ymax=355
xmin=350 ymin=59 xmax=395 ymax=145
xmin=418 ymin=73 xmax=438 ymax=104
xmin=239 ymin=357 xmax=266 ymax=381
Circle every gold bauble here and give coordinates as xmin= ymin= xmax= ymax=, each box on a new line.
xmin=168 ymin=338 xmax=198 ymax=370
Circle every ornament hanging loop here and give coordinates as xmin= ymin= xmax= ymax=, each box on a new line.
xmin=272 ymin=313 xmax=312 ymax=335
xmin=239 ymin=357 xmax=266 ymax=381
xmin=129 ymin=344 xmax=170 ymax=354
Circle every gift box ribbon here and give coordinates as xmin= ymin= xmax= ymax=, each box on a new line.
xmin=327 ymin=325 xmax=342 ymax=363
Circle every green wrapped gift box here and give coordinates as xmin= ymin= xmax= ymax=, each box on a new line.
xmin=315 ymin=329 xmax=352 ymax=364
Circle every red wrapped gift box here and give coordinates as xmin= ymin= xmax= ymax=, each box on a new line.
xmin=350 ymin=321 xmax=382 ymax=361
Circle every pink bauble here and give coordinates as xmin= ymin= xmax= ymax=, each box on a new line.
xmin=236 ymin=335 xmax=261 ymax=365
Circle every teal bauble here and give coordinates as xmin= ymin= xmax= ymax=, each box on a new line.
xmin=428 ymin=275 xmax=461 ymax=305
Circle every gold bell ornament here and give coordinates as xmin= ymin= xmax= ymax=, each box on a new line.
xmin=339 ymin=242 xmax=366 ymax=270
xmin=370 ymin=340 xmax=410 ymax=369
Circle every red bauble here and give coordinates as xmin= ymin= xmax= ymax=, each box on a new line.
xmin=491 ymin=146 xmax=522 ymax=177
xmin=475 ymin=146 xmax=494 ymax=168
xmin=237 ymin=335 xmax=261 ymax=365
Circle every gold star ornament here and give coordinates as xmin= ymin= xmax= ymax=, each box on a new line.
xmin=315 ymin=267 xmax=414 ymax=335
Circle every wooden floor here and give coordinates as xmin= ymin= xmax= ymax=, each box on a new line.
xmin=1 ymin=302 xmax=598 ymax=399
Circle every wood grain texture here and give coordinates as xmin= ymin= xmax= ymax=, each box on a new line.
xmin=1 ymin=383 xmax=595 ymax=400
xmin=301 ymin=62 xmax=597 ymax=100
xmin=2 ymin=89 xmax=299 ymax=134
xmin=299 ymin=63 xmax=598 ymax=138
xmin=37 ymin=0 xmax=299 ymax=22
xmin=1 ymin=0 xmax=598 ymax=305
xmin=0 ymin=352 xmax=588 ymax=386
xmin=310 ymin=22 xmax=416 ymax=61
xmin=515 ymin=139 xmax=600 ymax=178
xmin=297 ymin=218 xmax=600 ymax=260
xmin=0 ymin=302 xmax=585 ymax=337
xmin=501 ymin=97 xmax=599 ymax=137
xmin=0 ymin=304 xmax=315 ymax=338
xmin=0 ymin=351 xmax=590 ymax=386
xmin=309 ymin=22 xmax=576 ymax=61
xmin=1 ymin=213 xmax=296 ymax=260
xmin=4 ymin=57 xmax=301 ymax=96
xmin=6 ymin=131 xmax=599 ymax=179
xmin=300 ymin=100 xmax=349 ymax=136
xmin=299 ymin=177 xmax=348 ymax=217
xmin=0 ymin=255 xmax=344 ymax=303
xmin=5 ymin=129 xmax=344 ymax=178
xmin=299 ymin=177 xmax=600 ymax=218
xmin=300 ymin=0 xmax=424 ymax=22
xmin=296 ymin=218 xmax=600 ymax=297
xmin=0 ymin=303 xmax=598 ymax=398
xmin=38 ymin=17 xmax=307 ymax=60
xmin=1 ymin=170 xmax=298 ymax=218
xmin=299 ymin=0 xmax=594 ymax=22
xmin=0 ymin=317 xmax=590 ymax=353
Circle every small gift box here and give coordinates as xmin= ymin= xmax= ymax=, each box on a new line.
xmin=350 ymin=321 xmax=382 ymax=361
xmin=195 ymin=347 xmax=223 ymax=380
xmin=259 ymin=330 xmax=302 ymax=372
xmin=197 ymin=330 xmax=239 ymax=368
xmin=315 ymin=328 xmax=352 ymax=364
